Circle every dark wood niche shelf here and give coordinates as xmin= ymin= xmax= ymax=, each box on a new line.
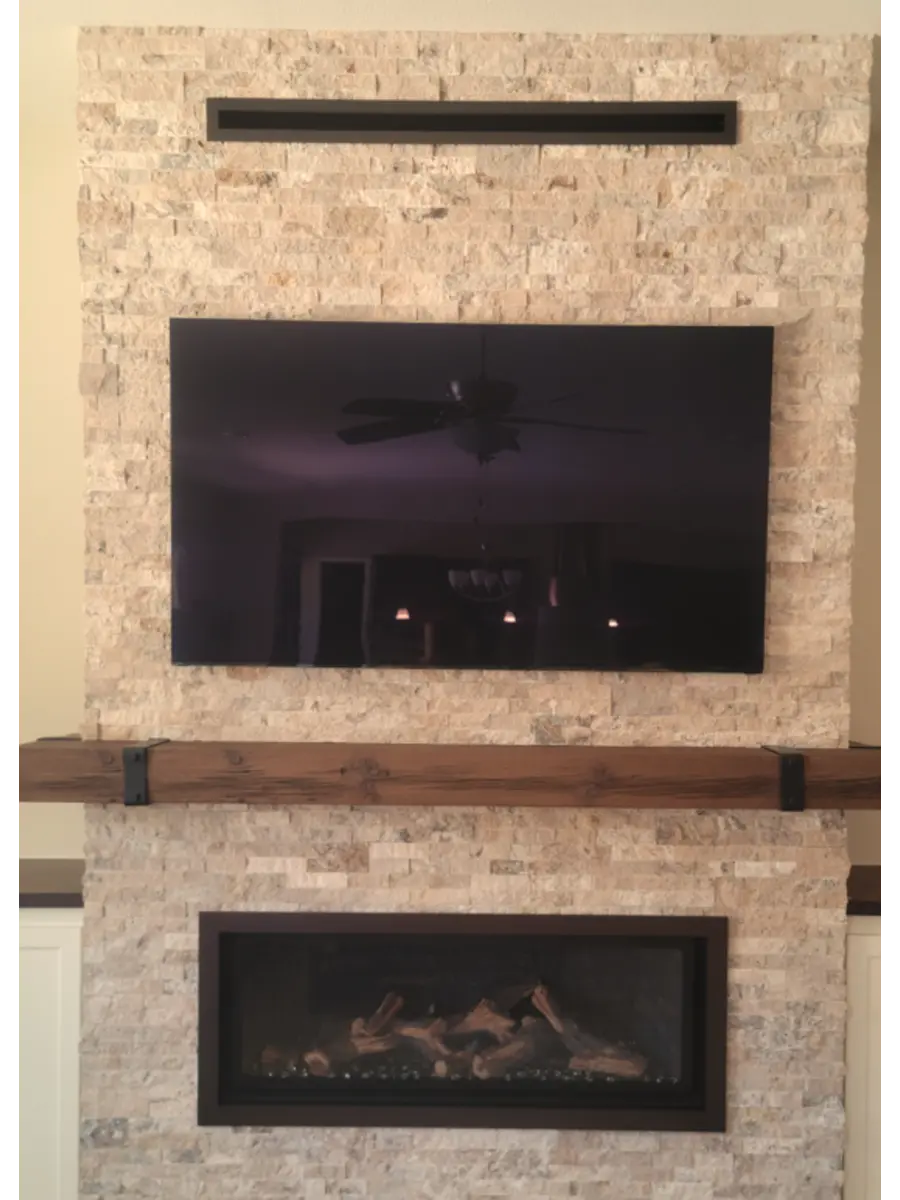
xmin=847 ymin=865 xmax=881 ymax=915
xmin=18 ymin=857 xmax=874 ymax=911
xmin=19 ymin=739 xmax=880 ymax=811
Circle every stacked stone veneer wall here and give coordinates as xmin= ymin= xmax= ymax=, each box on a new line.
xmin=81 ymin=804 xmax=848 ymax=1198
xmin=78 ymin=30 xmax=871 ymax=749
xmin=78 ymin=27 xmax=866 ymax=1200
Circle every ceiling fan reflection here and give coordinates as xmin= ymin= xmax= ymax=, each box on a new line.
xmin=336 ymin=333 xmax=644 ymax=464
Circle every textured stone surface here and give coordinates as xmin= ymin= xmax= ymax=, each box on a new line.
xmin=78 ymin=32 xmax=861 ymax=1194
xmin=77 ymin=30 xmax=873 ymax=749
xmin=81 ymin=804 xmax=849 ymax=1198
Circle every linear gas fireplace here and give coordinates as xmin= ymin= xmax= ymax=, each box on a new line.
xmin=198 ymin=913 xmax=727 ymax=1131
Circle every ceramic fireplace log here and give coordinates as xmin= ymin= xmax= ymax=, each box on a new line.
xmin=568 ymin=1050 xmax=647 ymax=1077
xmin=447 ymin=998 xmax=518 ymax=1044
xmin=302 ymin=989 xmax=567 ymax=1079
xmin=531 ymin=984 xmax=648 ymax=1079
xmin=303 ymin=1047 xmax=334 ymax=1076
xmin=260 ymin=1043 xmax=298 ymax=1072
xmin=351 ymin=1017 xmax=402 ymax=1054
xmin=358 ymin=991 xmax=404 ymax=1036
xmin=304 ymin=992 xmax=407 ymax=1075
xmin=471 ymin=1016 xmax=551 ymax=1080
xmin=395 ymin=1017 xmax=454 ymax=1061
xmin=304 ymin=982 xmax=652 ymax=1082
xmin=426 ymin=996 xmax=533 ymax=1074
xmin=304 ymin=1029 xmax=401 ymax=1076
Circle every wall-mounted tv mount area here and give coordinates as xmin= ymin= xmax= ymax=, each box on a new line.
xmin=206 ymin=99 xmax=738 ymax=146
xmin=170 ymin=320 xmax=773 ymax=674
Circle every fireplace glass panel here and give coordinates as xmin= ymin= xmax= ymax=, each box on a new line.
xmin=200 ymin=915 xmax=726 ymax=1130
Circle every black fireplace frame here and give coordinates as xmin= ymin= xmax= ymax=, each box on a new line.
xmin=198 ymin=912 xmax=727 ymax=1131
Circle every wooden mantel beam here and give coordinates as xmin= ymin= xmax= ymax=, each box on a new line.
xmin=18 ymin=739 xmax=880 ymax=810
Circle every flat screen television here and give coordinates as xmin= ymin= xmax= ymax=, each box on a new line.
xmin=170 ymin=319 xmax=773 ymax=673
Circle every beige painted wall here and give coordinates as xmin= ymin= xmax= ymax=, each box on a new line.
xmin=852 ymin=52 xmax=881 ymax=747
xmin=19 ymin=1 xmax=881 ymax=859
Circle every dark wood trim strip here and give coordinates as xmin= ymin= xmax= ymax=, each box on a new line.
xmin=847 ymin=865 xmax=881 ymax=915
xmin=19 ymin=858 xmax=84 ymax=908
xmin=19 ymin=893 xmax=84 ymax=909
xmin=19 ymin=739 xmax=879 ymax=810
xmin=19 ymin=857 xmax=84 ymax=895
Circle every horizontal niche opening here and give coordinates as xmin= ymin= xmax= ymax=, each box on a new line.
xmin=206 ymin=99 xmax=738 ymax=146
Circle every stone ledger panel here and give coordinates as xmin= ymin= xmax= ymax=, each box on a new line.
xmin=78 ymin=31 xmax=872 ymax=748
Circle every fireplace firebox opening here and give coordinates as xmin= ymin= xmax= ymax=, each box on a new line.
xmin=198 ymin=913 xmax=727 ymax=1131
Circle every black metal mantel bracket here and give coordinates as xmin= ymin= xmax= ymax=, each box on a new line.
xmin=123 ymin=739 xmax=170 ymax=807
xmin=762 ymin=746 xmax=806 ymax=812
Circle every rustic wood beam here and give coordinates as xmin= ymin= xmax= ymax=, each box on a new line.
xmin=19 ymin=739 xmax=880 ymax=810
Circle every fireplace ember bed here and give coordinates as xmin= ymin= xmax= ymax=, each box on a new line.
xmin=198 ymin=913 xmax=727 ymax=1131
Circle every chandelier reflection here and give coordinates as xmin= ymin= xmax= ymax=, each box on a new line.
xmin=447 ymin=567 xmax=523 ymax=603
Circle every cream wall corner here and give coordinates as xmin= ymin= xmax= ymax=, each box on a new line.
xmin=19 ymin=908 xmax=83 ymax=1200
xmin=844 ymin=915 xmax=881 ymax=1200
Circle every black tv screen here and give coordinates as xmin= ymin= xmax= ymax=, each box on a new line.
xmin=170 ymin=319 xmax=773 ymax=674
